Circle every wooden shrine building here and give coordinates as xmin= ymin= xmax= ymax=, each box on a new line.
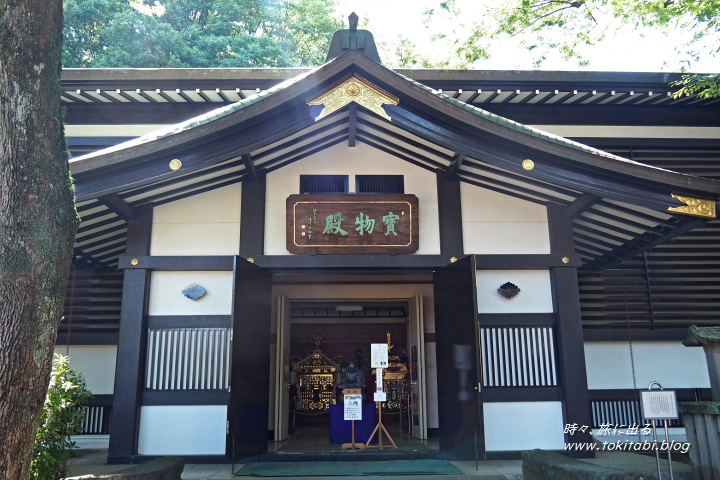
xmin=58 ymin=25 xmax=720 ymax=463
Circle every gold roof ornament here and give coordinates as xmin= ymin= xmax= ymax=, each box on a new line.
xmin=668 ymin=194 xmax=717 ymax=219
xmin=308 ymin=75 xmax=399 ymax=122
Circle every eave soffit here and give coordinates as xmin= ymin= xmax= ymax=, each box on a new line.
xmin=68 ymin=50 xmax=720 ymax=208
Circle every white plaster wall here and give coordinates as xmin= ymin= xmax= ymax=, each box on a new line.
xmin=584 ymin=341 xmax=710 ymax=390
xmin=475 ymin=270 xmax=554 ymax=313
xmin=264 ymin=142 xmax=440 ymax=255
xmin=54 ymin=345 xmax=117 ymax=395
xmin=270 ymin=281 xmax=439 ymax=428
xmin=484 ymin=401 xmax=565 ymax=451
xmin=138 ymin=405 xmax=226 ymax=455
xmin=148 ymin=271 xmax=233 ymax=315
xmin=151 ymin=184 xmax=241 ymax=256
xmin=460 ymin=182 xmax=550 ymax=254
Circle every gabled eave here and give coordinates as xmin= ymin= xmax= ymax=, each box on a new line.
xmin=69 ymin=50 xmax=720 ymax=271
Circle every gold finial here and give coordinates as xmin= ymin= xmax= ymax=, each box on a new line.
xmin=311 ymin=331 xmax=325 ymax=349
xmin=307 ymin=75 xmax=399 ymax=121
xmin=667 ymin=194 xmax=716 ymax=218
xmin=386 ymin=332 xmax=394 ymax=353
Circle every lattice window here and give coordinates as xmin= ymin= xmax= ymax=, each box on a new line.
xmin=145 ymin=328 xmax=231 ymax=390
xmin=480 ymin=327 xmax=558 ymax=387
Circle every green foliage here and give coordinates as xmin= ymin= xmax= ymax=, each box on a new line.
xmin=422 ymin=0 xmax=720 ymax=96
xmin=62 ymin=0 xmax=343 ymax=67
xmin=671 ymin=73 xmax=720 ymax=98
xmin=32 ymin=354 xmax=92 ymax=480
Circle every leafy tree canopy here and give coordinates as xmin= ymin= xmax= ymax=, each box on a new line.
xmin=422 ymin=0 xmax=720 ymax=96
xmin=63 ymin=0 xmax=343 ymax=67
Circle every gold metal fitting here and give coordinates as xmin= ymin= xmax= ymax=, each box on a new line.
xmin=522 ymin=159 xmax=534 ymax=171
xmin=130 ymin=258 xmax=139 ymax=266
xmin=169 ymin=159 xmax=182 ymax=171
xmin=450 ymin=256 xmax=458 ymax=263
xmin=247 ymin=257 xmax=254 ymax=263
xmin=562 ymin=256 xmax=570 ymax=264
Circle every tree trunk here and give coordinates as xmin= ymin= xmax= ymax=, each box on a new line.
xmin=0 ymin=0 xmax=79 ymax=478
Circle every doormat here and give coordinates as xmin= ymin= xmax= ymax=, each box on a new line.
xmin=235 ymin=459 xmax=461 ymax=476
xmin=276 ymin=443 xmax=431 ymax=453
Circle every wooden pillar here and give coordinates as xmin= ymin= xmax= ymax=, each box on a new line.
xmin=436 ymin=172 xmax=464 ymax=255
xmin=239 ymin=172 xmax=266 ymax=258
xmin=547 ymin=204 xmax=594 ymax=457
xmin=107 ymin=205 xmax=153 ymax=464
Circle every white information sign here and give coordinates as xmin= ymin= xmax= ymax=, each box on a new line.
xmin=371 ymin=343 xmax=389 ymax=369
xmin=640 ymin=390 xmax=679 ymax=420
xmin=344 ymin=394 xmax=363 ymax=421
xmin=374 ymin=392 xmax=387 ymax=402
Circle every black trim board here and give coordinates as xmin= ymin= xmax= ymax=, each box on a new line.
xmin=56 ymin=332 xmax=119 ymax=345
xmin=108 ymin=454 xmax=227 ymax=465
xmin=582 ymin=328 xmax=688 ymax=341
xmin=483 ymin=387 xmax=562 ymax=402
xmin=478 ymin=313 xmax=556 ymax=326
xmin=147 ymin=315 xmax=231 ymax=329
xmin=117 ymin=254 xmax=582 ymax=271
xmin=142 ymin=391 xmax=230 ymax=405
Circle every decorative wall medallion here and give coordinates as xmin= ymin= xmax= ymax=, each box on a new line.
xmin=667 ymin=194 xmax=716 ymax=219
xmin=562 ymin=256 xmax=570 ymax=264
xmin=498 ymin=282 xmax=521 ymax=299
xmin=169 ymin=159 xmax=182 ymax=171
xmin=522 ymin=159 xmax=535 ymax=171
xmin=182 ymin=284 xmax=206 ymax=301
xmin=307 ymin=75 xmax=399 ymax=122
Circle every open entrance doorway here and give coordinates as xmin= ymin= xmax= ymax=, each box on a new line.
xmin=271 ymin=296 xmax=432 ymax=453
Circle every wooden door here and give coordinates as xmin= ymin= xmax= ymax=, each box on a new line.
xmin=227 ymin=257 xmax=273 ymax=460
xmin=433 ymin=255 xmax=484 ymax=459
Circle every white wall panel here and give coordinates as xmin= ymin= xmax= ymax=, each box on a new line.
xmin=484 ymin=401 xmax=565 ymax=451
xmin=149 ymin=271 xmax=233 ymax=316
xmin=265 ymin=142 xmax=440 ymax=255
xmin=475 ymin=270 xmax=553 ymax=313
xmin=55 ymin=345 xmax=117 ymax=395
xmin=138 ymin=405 xmax=226 ymax=455
xmin=461 ymin=182 xmax=549 ymax=254
xmin=151 ymin=184 xmax=241 ymax=256
xmin=585 ymin=341 xmax=710 ymax=390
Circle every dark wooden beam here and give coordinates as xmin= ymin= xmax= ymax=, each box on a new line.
xmin=242 ymin=153 xmax=257 ymax=182
xmin=385 ymin=104 xmax=708 ymax=211
xmin=107 ymin=204 xmax=152 ymax=464
xmin=564 ymin=193 xmax=600 ymax=219
xmin=446 ymin=153 xmax=465 ymax=181
xmin=348 ymin=103 xmax=357 ymax=147
xmin=547 ymin=204 xmax=594 ymax=458
xmin=477 ymin=312 xmax=557 ymax=326
xmin=436 ymin=171 xmax=464 ymax=255
xmin=117 ymin=254 xmax=581 ymax=271
xmin=582 ymin=328 xmax=688 ymax=341
xmin=99 ymin=193 xmax=133 ymax=221
xmin=239 ymin=172 xmax=266 ymax=257
xmin=74 ymin=106 xmax=317 ymax=201
xmin=588 ymin=216 xmax=707 ymax=270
